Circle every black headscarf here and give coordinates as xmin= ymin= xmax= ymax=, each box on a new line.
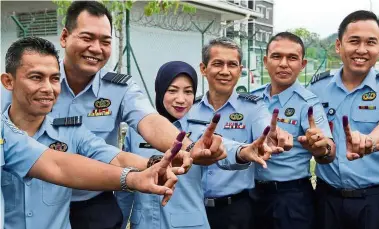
xmin=155 ymin=61 xmax=198 ymax=123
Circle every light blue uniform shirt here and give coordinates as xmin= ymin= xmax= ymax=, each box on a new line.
xmin=1 ymin=61 xmax=156 ymax=201
xmin=116 ymin=115 xmax=248 ymax=229
xmin=251 ymin=81 xmax=332 ymax=181
xmin=308 ymin=67 xmax=379 ymax=189
xmin=1 ymin=114 xmax=48 ymax=229
xmin=1 ymin=108 xmax=120 ymax=229
xmin=188 ymin=91 xmax=271 ymax=198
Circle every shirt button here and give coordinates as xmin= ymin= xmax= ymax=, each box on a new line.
xmin=25 ymin=181 xmax=31 ymax=186
xmin=208 ymin=171 xmax=213 ymax=175
xmin=26 ymin=212 xmax=33 ymax=217
xmin=72 ymin=99 xmax=76 ymax=104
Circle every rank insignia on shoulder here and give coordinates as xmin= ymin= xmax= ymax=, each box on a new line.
xmin=94 ymin=98 xmax=111 ymax=109
xmin=238 ymin=93 xmax=262 ymax=103
xmin=310 ymin=70 xmax=332 ymax=84
xmin=284 ymin=108 xmax=295 ymax=117
xmin=187 ymin=119 xmax=209 ymax=125
xmin=229 ymin=113 xmax=244 ymax=121
xmin=49 ymin=141 xmax=68 ymax=152
xmin=102 ymin=72 xmax=132 ymax=85
xmin=322 ymin=102 xmax=329 ymax=108
xmin=139 ymin=143 xmax=153 ymax=149
xmin=53 ymin=116 xmax=82 ymax=126
xmin=362 ymin=92 xmax=376 ymax=101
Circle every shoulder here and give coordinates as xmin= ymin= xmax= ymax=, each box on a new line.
xmin=310 ymin=70 xmax=333 ymax=85
xmin=193 ymin=95 xmax=203 ymax=104
xmin=101 ymin=70 xmax=132 ymax=86
xmin=2 ymin=114 xmax=24 ymax=135
xmin=250 ymin=83 xmax=268 ymax=95
xmin=187 ymin=119 xmax=210 ymax=126
xmin=237 ymin=92 xmax=263 ymax=104
xmin=293 ymin=84 xmax=318 ymax=103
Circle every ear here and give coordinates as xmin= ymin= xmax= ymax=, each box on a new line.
xmin=263 ymin=56 xmax=268 ymax=69
xmin=60 ymin=28 xmax=69 ymax=48
xmin=199 ymin=63 xmax=207 ymax=77
xmin=1 ymin=73 xmax=15 ymax=91
xmin=301 ymin=59 xmax=308 ymax=70
xmin=335 ymin=38 xmax=341 ymax=54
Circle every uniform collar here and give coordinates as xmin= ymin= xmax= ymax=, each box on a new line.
xmin=200 ymin=90 xmax=239 ymax=111
xmin=263 ymin=81 xmax=301 ymax=107
xmin=333 ymin=67 xmax=377 ymax=93
xmin=60 ymin=60 xmax=101 ymax=97
xmin=3 ymin=106 xmax=59 ymax=141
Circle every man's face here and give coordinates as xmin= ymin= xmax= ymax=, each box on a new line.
xmin=264 ymin=39 xmax=307 ymax=88
xmin=60 ymin=10 xmax=112 ymax=77
xmin=336 ymin=20 xmax=379 ymax=77
xmin=200 ymin=46 xmax=242 ymax=95
xmin=5 ymin=52 xmax=61 ymax=117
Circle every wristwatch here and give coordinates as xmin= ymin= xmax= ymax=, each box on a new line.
xmin=120 ymin=167 xmax=140 ymax=192
xmin=315 ymin=143 xmax=332 ymax=160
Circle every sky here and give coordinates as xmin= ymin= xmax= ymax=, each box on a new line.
xmin=274 ymin=0 xmax=379 ymax=38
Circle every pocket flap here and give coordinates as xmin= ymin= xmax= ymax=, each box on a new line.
xmin=170 ymin=211 xmax=205 ymax=227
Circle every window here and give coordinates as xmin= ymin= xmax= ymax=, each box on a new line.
xmin=16 ymin=10 xmax=57 ymax=37
xmin=265 ymin=32 xmax=271 ymax=42
xmin=266 ymin=9 xmax=270 ymax=20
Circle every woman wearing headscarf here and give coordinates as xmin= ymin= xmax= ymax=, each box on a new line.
xmin=116 ymin=61 xmax=211 ymax=229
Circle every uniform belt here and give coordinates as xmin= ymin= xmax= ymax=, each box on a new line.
xmin=317 ymin=179 xmax=379 ymax=198
xmin=204 ymin=190 xmax=250 ymax=207
xmin=255 ymin=177 xmax=311 ymax=192
xmin=70 ymin=191 xmax=115 ymax=207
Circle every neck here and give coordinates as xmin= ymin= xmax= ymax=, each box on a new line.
xmin=208 ymin=89 xmax=232 ymax=110
xmin=8 ymin=103 xmax=45 ymax=137
xmin=341 ymin=68 xmax=367 ymax=91
xmin=63 ymin=59 xmax=94 ymax=95
xmin=270 ymin=82 xmax=291 ymax=97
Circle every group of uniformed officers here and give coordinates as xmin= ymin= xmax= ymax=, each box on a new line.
xmin=1 ymin=1 xmax=379 ymax=229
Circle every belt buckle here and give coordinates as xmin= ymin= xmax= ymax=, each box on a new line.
xmin=205 ymin=198 xmax=215 ymax=207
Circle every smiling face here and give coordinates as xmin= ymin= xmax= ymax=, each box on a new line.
xmin=163 ymin=74 xmax=194 ymax=119
xmin=60 ymin=10 xmax=112 ymax=78
xmin=336 ymin=19 xmax=379 ymax=78
xmin=2 ymin=52 xmax=61 ymax=117
xmin=264 ymin=38 xmax=307 ymax=89
xmin=200 ymin=45 xmax=242 ymax=95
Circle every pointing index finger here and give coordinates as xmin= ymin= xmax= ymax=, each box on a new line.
xmin=202 ymin=113 xmax=221 ymax=145
xmin=270 ymin=108 xmax=279 ymax=130
xmin=308 ymin=106 xmax=316 ymax=129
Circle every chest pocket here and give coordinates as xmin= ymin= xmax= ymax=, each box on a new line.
xmin=42 ymin=180 xmax=71 ymax=206
xmin=1 ymin=171 xmax=16 ymax=212
xmin=84 ymin=115 xmax=116 ymax=133
xmin=351 ymin=101 xmax=379 ymax=134
xmin=277 ymin=116 xmax=300 ymax=137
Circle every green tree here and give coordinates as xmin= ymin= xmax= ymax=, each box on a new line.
xmin=53 ymin=0 xmax=195 ymax=73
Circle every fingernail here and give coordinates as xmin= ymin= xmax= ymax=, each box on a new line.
xmin=308 ymin=106 xmax=313 ymax=116
xmin=171 ymin=142 xmax=182 ymax=155
xmin=273 ymin=108 xmax=279 ymax=114
xmin=212 ymin=113 xmax=221 ymax=123
xmin=176 ymin=131 xmax=186 ymax=142
xmin=343 ymin=116 xmax=348 ymax=127
xmin=263 ymin=126 xmax=270 ymax=135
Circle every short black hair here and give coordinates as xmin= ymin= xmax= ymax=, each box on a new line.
xmin=266 ymin=32 xmax=305 ymax=59
xmin=5 ymin=37 xmax=59 ymax=75
xmin=65 ymin=1 xmax=112 ymax=33
xmin=202 ymin=37 xmax=243 ymax=66
xmin=338 ymin=10 xmax=379 ymax=40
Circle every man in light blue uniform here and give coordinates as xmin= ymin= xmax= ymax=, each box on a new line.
xmin=1 ymin=36 xmax=185 ymax=229
xmin=308 ymin=10 xmax=379 ymax=229
xmin=250 ymin=32 xmax=335 ymax=229
xmin=1 ymin=2 xmax=225 ymax=228
xmin=189 ymin=37 xmax=293 ymax=229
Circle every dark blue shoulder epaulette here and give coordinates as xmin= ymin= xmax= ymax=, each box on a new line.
xmin=102 ymin=72 xmax=132 ymax=85
xmin=310 ymin=70 xmax=332 ymax=84
xmin=376 ymin=72 xmax=379 ymax=78
xmin=187 ymin=119 xmax=209 ymax=125
xmin=237 ymin=92 xmax=262 ymax=103
xmin=194 ymin=95 xmax=203 ymax=104
xmin=53 ymin=116 xmax=82 ymax=127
